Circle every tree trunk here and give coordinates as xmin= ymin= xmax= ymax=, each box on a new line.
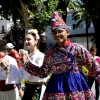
xmin=18 ymin=0 xmax=29 ymax=29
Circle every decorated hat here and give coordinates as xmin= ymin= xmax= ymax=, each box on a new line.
xmin=51 ymin=11 xmax=68 ymax=30
xmin=26 ymin=29 xmax=40 ymax=40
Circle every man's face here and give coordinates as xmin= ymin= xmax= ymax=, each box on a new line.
xmin=6 ymin=49 xmax=11 ymax=54
xmin=51 ymin=29 xmax=69 ymax=46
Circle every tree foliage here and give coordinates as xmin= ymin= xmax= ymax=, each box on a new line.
xmin=71 ymin=0 xmax=100 ymax=55
xmin=0 ymin=0 xmax=74 ymax=50
xmin=3 ymin=24 xmax=25 ymax=51
xmin=0 ymin=0 xmax=59 ymax=31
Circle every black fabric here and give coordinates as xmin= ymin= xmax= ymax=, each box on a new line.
xmin=88 ymin=76 xmax=100 ymax=100
xmin=22 ymin=82 xmax=42 ymax=100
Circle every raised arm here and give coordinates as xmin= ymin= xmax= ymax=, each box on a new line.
xmin=75 ymin=44 xmax=100 ymax=83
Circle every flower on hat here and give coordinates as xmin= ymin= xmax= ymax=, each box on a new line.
xmin=26 ymin=29 xmax=40 ymax=40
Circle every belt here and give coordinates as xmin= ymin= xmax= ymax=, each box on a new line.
xmin=0 ymin=80 xmax=16 ymax=91
xmin=0 ymin=84 xmax=16 ymax=91
xmin=26 ymin=80 xmax=46 ymax=85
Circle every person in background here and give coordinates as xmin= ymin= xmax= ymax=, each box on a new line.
xmin=0 ymin=40 xmax=19 ymax=100
xmin=20 ymin=11 xmax=100 ymax=100
xmin=5 ymin=43 xmax=21 ymax=69
xmin=5 ymin=43 xmax=23 ymax=98
xmin=88 ymin=46 xmax=100 ymax=100
xmin=20 ymin=29 xmax=49 ymax=100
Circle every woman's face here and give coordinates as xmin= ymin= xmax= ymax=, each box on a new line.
xmin=90 ymin=50 xmax=97 ymax=57
xmin=51 ymin=29 xmax=69 ymax=46
xmin=24 ymin=34 xmax=38 ymax=50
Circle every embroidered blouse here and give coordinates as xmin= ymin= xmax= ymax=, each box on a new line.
xmin=23 ymin=40 xmax=100 ymax=83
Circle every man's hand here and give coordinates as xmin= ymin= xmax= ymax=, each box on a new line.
xmin=0 ymin=58 xmax=9 ymax=69
xmin=0 ymin=58 xmax=10 ymax=84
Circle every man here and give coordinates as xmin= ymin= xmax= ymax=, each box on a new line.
xmin=5 ymin=43 xmax=21 ymax=69
xmin=5 ymin=43 xmax=23 ymax=98
xmin=0 ymin=40 xmax=19 ymax=100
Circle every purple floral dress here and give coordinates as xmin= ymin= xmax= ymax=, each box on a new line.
xmin=23 ymin=39 xmax=100 ymax=100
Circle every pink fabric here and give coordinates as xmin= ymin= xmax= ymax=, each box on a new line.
xmin=88 ymin=57 xmax=100 ymax=76
xmin=97 ymin=57 xmax=100 ymax=64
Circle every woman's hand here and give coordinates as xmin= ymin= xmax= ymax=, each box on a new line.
xmin=19 ymin=49 xmax=29 ymax=64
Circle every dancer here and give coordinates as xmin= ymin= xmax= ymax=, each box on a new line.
xmin=20 ymin=11 xmax=100 ymax=100
xmin=0 ymin=40 xmax=19 ymax=100
xmin=5 ymin=42 xmax=23 ymax=98
xmin=19 ymin=29 xmax=49 ymax=100
xmin=1 ymin=12 xmax=100 ymax=100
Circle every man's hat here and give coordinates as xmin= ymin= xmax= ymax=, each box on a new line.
xmin=51 ymin=11 xmax=68 ymax=30
xmin=5 ymin=43 xmax=14 ymax=49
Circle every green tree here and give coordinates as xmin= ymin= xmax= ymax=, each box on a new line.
xmin=0 ymin=0 xmax=75 ymax=50
xmin=0 ymin=0 xmax=59 ymax=49
xmin=3 ymin=24 xmax=25 ymax=51
xmin=71 ymin=0 xmax=100 ymax=55
xmin=0 ymin=0 xmax=59 ymax=31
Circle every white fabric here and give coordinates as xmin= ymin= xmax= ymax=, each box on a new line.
xmin=0 ymin=55 xmax=18 ymax=81
xmin=26 ymin=51 xmax=48 ymax=82
xmin=0 ymin=52 xmax=49 ymax=84
xmin=0 ymin=55 xmax=19 ymax=100
xmin=40 ymin=84 xmax=46 ymax=100
xmin=0 ymin=52 xmax=48 ymax=100
xmin=5 ymin=43 xmax=14 ymax=49
xmin=0 ymin=55 xmax=24 ymax=84
xmin=0 ymin=87 xmax=19 ymax=100
xmin=0 ymin=55 xmax=30 ymax=84
xmin=27 ymin=51 xmax=49 ymax=100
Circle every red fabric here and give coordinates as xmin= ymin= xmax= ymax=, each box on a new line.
xmin=10 ymin=49 xmax=22 ymax=69
xmin=0 ymin=80 xmax=16 ymax=91
xmin=64 ymin=39 xmax=71 ymax=46
xmin=18 ymin=65 xmax=22 ymax=69
xmin=0 ymin=80 xmax=6 ymax=86
xmin=10 ymin=49 xmax=20 ymax=62
xmin=0 ymin=54 xmax=7 ymax=59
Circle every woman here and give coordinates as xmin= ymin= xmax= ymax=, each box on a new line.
xmin=88 ymin=46 xmax=100 ymax=100
xmin=20 ymin=11 xmax=100 ymax=100
xmin=20 ymin=29 xmax=49 ymax=100
xmin=0 ymin=29 xmax=49 ymax=100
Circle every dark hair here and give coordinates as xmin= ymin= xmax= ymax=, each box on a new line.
xmin=39 ymin=35 xmax=49 ymax=53
xmin=0 ymin=40 xmax=6 ymax=51
xmin=90 ymin=46 xmax=97 ymax=52
xmin=26 ymin=29 xmax=50 ymax=53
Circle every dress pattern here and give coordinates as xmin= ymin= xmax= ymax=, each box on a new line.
xmin=23 ymin=40 xmax=100 ymax=100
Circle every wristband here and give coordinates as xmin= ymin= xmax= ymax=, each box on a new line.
xmin=4 ymin=67 xmax=7 ymax=70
